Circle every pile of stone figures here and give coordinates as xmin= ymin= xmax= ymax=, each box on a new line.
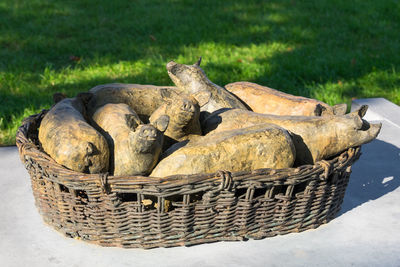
xmin=38 ymin=58 xmax=381 ymax=177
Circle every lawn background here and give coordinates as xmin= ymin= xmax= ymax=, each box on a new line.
xmin=1 ymin=0 xmax=399 ymax=145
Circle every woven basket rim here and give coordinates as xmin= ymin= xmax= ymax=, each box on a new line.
xmin=16 ymin=110 xmax=361 ymax=193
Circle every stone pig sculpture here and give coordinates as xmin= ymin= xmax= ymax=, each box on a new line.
xmin=202 ymin=106 xmax=381 ymax=165
xmin=87 ymin=83 xmax=180 ymax=121
xmin=150 ymin=124 xmax=296 ymax=177
xmin=38 ymin=93 xmax=109 ymax=173
xmin=225 ymin=81 xmax=347 ymax=116
xmin=92 ymin=103 xmax=169 ymax=176
xmin=166 ymin=58 xmax=248 ymax=120
xmin=149 ymin=95 xmax=202 ymax=148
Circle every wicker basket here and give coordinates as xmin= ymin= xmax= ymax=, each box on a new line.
xmin=16 ymin=111 xmax=361 ymax=249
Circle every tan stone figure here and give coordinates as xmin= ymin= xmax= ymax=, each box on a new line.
xmin=166 ymin=58 xmax=249 ymax=119
xmin=149 ymin=95 xmax=202 ymax=148
xmin=225 ymin=81 xmax=347 ymax=116
xmin=92 ymin=103 xmax=169 ymax=176
xmin=39 ymin=93 xmax=109 ymax=173
xmin=150 ymin=124 xmax=296 ymax=177
xmin=202 ymin=106 xmax=381 ymax=165
xmin=86 ymin=83 xmax=180 ymax=121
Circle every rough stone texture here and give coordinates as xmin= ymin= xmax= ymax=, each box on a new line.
xmin=92 ymin=103 xmax=169 ymax=176
xmin=202 ymin=107 xmax=381 ymax=165
xmin=225 ymin=81 xmax=347 ymax=116
xmin=87 ymin=83 xmax=180 ymax=121
xmin=166 ymin=59 xmax=248 ymax=119
xmin=38 ymin=94 xmax=109 ymax=173
xmin=149 ymin=95 xmax=201 ymax=148
xmin=150 ymin=124 xmax=295 ymax=177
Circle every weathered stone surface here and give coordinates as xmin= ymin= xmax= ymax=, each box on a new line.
xmin=149 ymin=95 xmax=201 ymax=148
xmin=202 ymin=106 xmax=381 ymax=165
xmin=166 ymin=58 xmax=248 ymax=119
xmin=225 ymin=81 xmax=347 ymax=116
xmin=150 ymin=124 xmax=295 ymax=177
xmin=38 ymin=93 xmax=109 ymax=173
xmin=92 ymin=103 xmax=169 ymax=176
xmin=87 ymin=83 xmax=180 ymax=121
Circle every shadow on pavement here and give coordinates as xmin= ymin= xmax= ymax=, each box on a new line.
xmin=340 ymin=139 xmax=400 ymax=214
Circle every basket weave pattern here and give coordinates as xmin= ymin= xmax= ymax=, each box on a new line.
xmin=16 ymin=111 xmax=361 ymax=248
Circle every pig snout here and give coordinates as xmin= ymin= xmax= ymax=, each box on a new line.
xmin=166 ymin=61 xmax=178 ymax=73
xmin=181 ymin=100 xmax=195 ymax=113
xmin=138 ymin=125 xmax=158 ymax=140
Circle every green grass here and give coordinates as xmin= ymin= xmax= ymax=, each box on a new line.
xmin=1 ymin=0 xmax=400 ymax=145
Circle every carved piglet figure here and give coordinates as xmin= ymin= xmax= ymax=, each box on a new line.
xmin=202 ymin=105 xmax=381 ymax=165
xmin=166 ymin=58 xmax=248 ymax=120
xmin=225 ymin=81 xmax=347 ymax=116
xmin=149 ymin=95 xmax=201 ymax=149
xmin=150 ymin=124 xmax=296 ymax=177
xmin=92 ymin=103 xmax=169 ymax=176
xmin=38 ymin=93 xmax=110 ymax=174
xmin=86 ymin=83 xmax=179 ymax=121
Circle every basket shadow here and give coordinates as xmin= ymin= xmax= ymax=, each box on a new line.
xmin=340 ymin=139 xmax=400 ymax=215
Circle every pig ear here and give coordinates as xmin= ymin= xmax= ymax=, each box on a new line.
xmin=333 ymin=103 xmax=348 ymax=115
xmin=193 ymin=57 xmax=202 ymax=67
xmin=357 ymin=105 xmax=368 ymax=118
xmin=86 ymin=142 xmax=96 ymax=155
xmin=348 ymin=105 xmax=368 ymax=118
xmin=77 ymin=92 xmax=94 ymax=105
xmin=125 ymin=114 xmax=142 ymax=130
xmin=187 ymin=95 xmax=200 ymax=106
xmin=53 ymin=92 xmax=67 ymax=104
xmin=346 ymin=105 xmax=369 ymax=129
xmin=192 ymin=91 xmax=211 ymax=107
xmin=153 ymin=115 xmax=169 ymax=132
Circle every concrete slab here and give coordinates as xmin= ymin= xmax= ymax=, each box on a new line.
xmin=1 ymin=99 xmax=400 ymax=267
